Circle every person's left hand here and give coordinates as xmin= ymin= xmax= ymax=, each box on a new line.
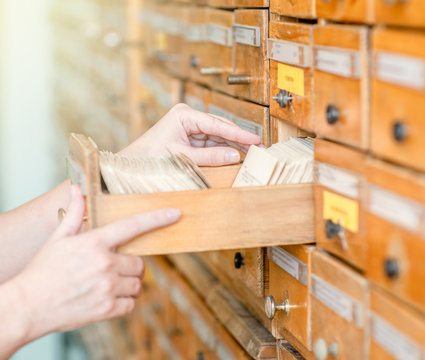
xmin=120 ymin=103 xmax=262 ymax=166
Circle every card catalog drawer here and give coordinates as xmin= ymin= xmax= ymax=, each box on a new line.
xmin=316 ymin=0 xmax=372 ymax=23
xmin=310 ymin=251 xmax=368 ymax=360
xmin=270 ymin=118 xmax=312 ymax=145
xmin=314 ymin=139 xmax=367 ymax=270
xmin=184 ymin=82 xmax=210 ymax=113
xmin=270 ymin=0 xmax=315 ymax=19
xmin=371 ymin=29 xmax=425 ymax=173
xmin=208 ymin=0 xmax=269 ymax=8
xmin=209 ymin=91 xmax=270 ymax=146
xmin=375 ymin=0 xmax=425 ymax=29
xmin=313 ymin=25 xmax=370 ymax=150
xmin=69 ymin=133 xmax=315 ymax=256
xmin=228 ymin=9 xmax=269 ymax=105
xmin=267 ymin=245 xmax=314 ymax=349
xmin=199 ymin=8 xmax=235 ymax=95
xmin=365 ymin=159 xmax=425 ymax=313
xmin=369 ymin=285 xmax=425 ymax=360
xmin=269 ymin=20 xmax=314 ymax=132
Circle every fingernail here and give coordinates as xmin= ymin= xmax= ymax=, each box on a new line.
xmin=225 ymin=150 xmax=240 ymax=164
xmin=166 ymin=208 xmax=181 ymax=221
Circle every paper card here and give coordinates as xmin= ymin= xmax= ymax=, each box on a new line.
xmin=278 ymin=63 xmax=305 ymax=96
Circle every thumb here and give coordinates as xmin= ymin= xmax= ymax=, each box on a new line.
xmin=53 ymin=184 xmax=86 ymax=239
xmin=181 ymin=146 xmax=241 ymax=167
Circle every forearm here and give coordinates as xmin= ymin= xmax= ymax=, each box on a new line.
xmin=0 ymin=180 xmax=71 ymax=283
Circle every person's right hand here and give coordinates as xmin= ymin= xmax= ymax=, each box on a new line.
xmin=11 ymin=184 xmax=181 ymax=341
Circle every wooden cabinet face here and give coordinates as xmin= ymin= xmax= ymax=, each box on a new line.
xmin=316 ymin=0 xmax=372 ymax=23
xmin=310 ymin=251 xmax=368 ymax=360
xmin=269 ymin=20 xmax=314 ymax=132
xmin=208 ymin=0 xmax=269 ymax=8
xmin=371 ymin=29 xmax=425 ymax=173
xmin=267 ymin=245 xmax=313 ymax=349
xmin=375 ymin=0 xmax=425 ymax=29
xmin=314 ymin=139 xmax=367 ymax=270
xmin=184 ymin=82 xmax=210 ymax=113
xmin=270 ymin=0 xmax=315 ymax=19
xmin=369 ymin=285 xmax=425 ymax=360
xmin=365 ymin=160 xmax=425 ymax=313
xmin=276 ymin=340 xmax=305 ymax=360
xmin=230 ymin=9 xmax=269 ymax=105
xmin=313 ymin=25 xmax=370 ymax=150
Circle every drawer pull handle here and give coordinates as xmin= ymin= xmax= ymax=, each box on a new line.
xmin=313 ymin=338 xmax=339 ymax=360
xmin=196 ymin=352 xmax=205 ymax=360
xmin=272 ymin=89 xmax=293 ymax=108
xmin=227 ymin=74 xmax=252 ymax=85
xmin=265 ymin=295 xmax=290 ymax=320
xmin=384 ymin=258 xmax=399 ymax=279
xmin=393 ymin=121 xmax=408 ymax=142
xmin=325 ymin=219 xmax=342 ymax=239
xmin=234 ymin=252 xmax=245 ymax=269
xmin=200 ymin=67 xmax=226 ymax=76
xmin=190 ymin=55 xmax=200 ymax=68
xmin=326 ymin=104 xmax=340 ymax=125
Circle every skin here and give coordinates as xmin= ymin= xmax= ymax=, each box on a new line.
xmin=0 ymin=104 xmax=261 ymax=359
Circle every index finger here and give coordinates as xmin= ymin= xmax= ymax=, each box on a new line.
xmin=87 ymin=208 xmax=181 ymax=248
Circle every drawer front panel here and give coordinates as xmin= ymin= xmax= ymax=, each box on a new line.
xmin=270 ymin=0 xmax=315 ymax=19
xmin=316 ymin=0 xmax=372 ymax=23
xmin=375 ymin=0 xmax=425 ymax=29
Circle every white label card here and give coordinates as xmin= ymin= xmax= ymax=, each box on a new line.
xmin=371 ymin=313 xmax=423 ymax=360
xmin=268 ymin=247 xmax=307 ymax=285
xmin=315 ymin=162 xmax=360 ymax=199
xmin=233 ymin=24 xmax=261 ymax=47
xmin=368 ymin=185 xmax=423 ymax=233
xmin=207 ymin=24 xmax=232 ymax=47
xmin=185 ymin=25 xmax=207 ymax=43
xmin=185 ymin=95 xmax=205 ymax=112
xmin=314 ymin=46 xmax=361 ymax=79
xmin=310 ymin=274 xmax=363 ymax=328
xmin=268 ymin=38 xmax=310 ymax=68
xmin=375 ymin=51 xmax=425 ymax=91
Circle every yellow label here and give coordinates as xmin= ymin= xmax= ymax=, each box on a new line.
xmin=323 ymin=191 xmax=359 ymax=233
xmin=277 ymin=63 xmax=304 ymax=96
xmin=155 ymin=32 xmax=167 ymax=51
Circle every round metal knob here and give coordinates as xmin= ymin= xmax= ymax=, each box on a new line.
xmin=190 ymin=55 xmax=199 ymax=68
xmin=234 ymin=252 xmax=245 ymax=269
xmin=314 ymin=338 xmax=339 ymax=360
xmin=227 ymin=74 xmax=252 ymax=85
xmin=325 ymin=219 xmax=342 ymax=240
xmin=272 ymin=89 xmax=292 ymax=108
xmin=326 ymin=104 xmax=340 ymax=125
xmin=196 ymin=352 xmax=205 ymax=360
xmin=384 ymin=258 xmax=399 ymax=279
xmin=264 ymin=295 xmax=289 ymax=320
xmin=200 ymin=67 xmax=224 ymax=76
xmin=393 ymin=121 xmax=408 ymax=142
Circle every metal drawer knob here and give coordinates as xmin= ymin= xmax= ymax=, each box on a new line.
xmin=384 ymin=258 xmax=399 ymax=279
xmin=227 ymin=74 xmax=252 ymax=85
xmin=196 ymin=352 xmax=205 ymax=360
xmin=326 ymin=104 xmax=340 ymax=125
xmin=234 ymin=252 xmax=245 ymax=269
xmin=272 ymin=89 xmax=292 ymax=108
xmin=190 ymin=55 xmax=200 ymax=68
xmin=393 ymin=121 xmax=408 ymax=142
xmin=200 ymin=67 xmax=225 ymax=76
xmin=265 ymin=295 xmax=289 ymax=320
xmin=325 ymin=219 xmax=342 ymax=239
xmin=313 ymin=338 xmax=339 ymax=360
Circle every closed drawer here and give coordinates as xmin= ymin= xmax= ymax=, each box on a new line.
xmin=208 ymin=91 xmax=270 ymax=146
xmin=310 ymin=251 xmax=368 ymax=360
xmin=365 ymin=159 xmax=425 ymax=313
xmin=369 ymin=285 xmax=425 ymax=360
xmin=371 ymin=28 xmax=425 ymax=173
xmin=316 ymin=0 xmax=372 ymax=23
xmin=314 ymin=139 xmax=367 ymax=270
xmin=228 ymin=9 xmax=269 ymax=105
xmin=270 ymin=0 xmax=315 ymax=19
xmin=375 ymin=0 xmax=425 ymax=28
xmin=269 ymin=20 xmax=314 ymax=132
xmin=313 ymin=25 xmax=370 ymax=149
xmin=184 ymin=82 xmax=211 ymax=113
xmin=267 ymin=245 xmax=314 ymax=349
xmin=199 ymin=8 xmax=235 ymax=95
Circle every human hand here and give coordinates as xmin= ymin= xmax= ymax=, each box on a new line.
xmin=11 ymin=185 xmax=181 ymax=340
xmin=120 ymin=103 xmax=262 ymax=166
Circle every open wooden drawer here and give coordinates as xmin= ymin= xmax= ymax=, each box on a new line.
xmin=68 ymin=133 xmax=315 ymax=255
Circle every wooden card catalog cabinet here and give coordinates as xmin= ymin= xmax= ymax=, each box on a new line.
xmin=199 ymin=8 xmax=235 ymax=95
xmin=375 ymin=0 xmax=425 ymax=29
xmin=310 ymin=251 xmax=368 ymax=360
xmin=185 ymin=6 xmax=209 ymax=85
xmin=316 ymin=0 xmax=372 ymax=23
xmin=266 ymin=245 xmax=314 ymax=349
xmin=314 ymin=139 xmax=367 ymax=271
xmin=269 ymin=20 xmax=314 ymax=132
xmin=228 ymin=9 xmax=269 ymax=105
xmin=208 ymin=91 xmax=270 ymax=146
xmin=313 ymin=25 xmax=370 ymax=150
xmin=270 ymin=0 xmax=315 ymax=19
xmin=369 ymin=285 xmax=425 ymax=360
xmin=184 ymin=82 xmax=210 ymax=113
xmin=371 ymin=29 xmax=425 ymax=173
xmin=365 ymin=159 xmax=425 ymax=313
